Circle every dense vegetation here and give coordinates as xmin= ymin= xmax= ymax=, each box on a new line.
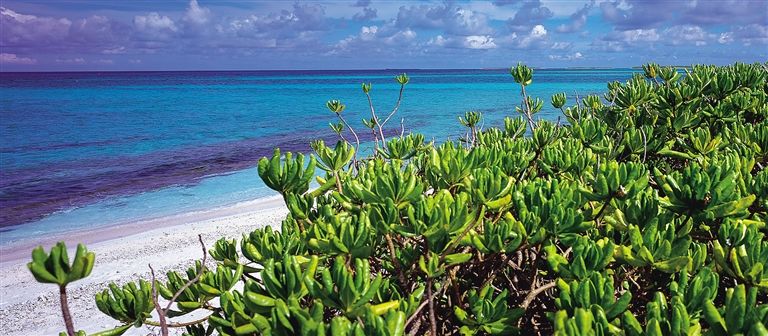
xmin=30 ymin=62 xmax=768 ymax=336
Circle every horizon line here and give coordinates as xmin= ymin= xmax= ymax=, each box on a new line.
xmin=0 ymin=66 xmax=641 ymax=74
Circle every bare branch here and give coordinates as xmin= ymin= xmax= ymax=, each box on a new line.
xmin=521 ymin=281 xmax=556 ymax=310
xmin=149 ymin=264 xmax=169 ymax=336
xmin=165 ymin=234 xmax=208 ymax=312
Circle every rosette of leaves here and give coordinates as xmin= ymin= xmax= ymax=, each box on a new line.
xmin=405 ymin=190 xmax=480 ymax=253
xmin=551 ymin=307 xmax=621 ymax=335
xmin=257 ymin=148 xmax=316 ymax=196
xmin=95 ymin=280 xmax=153 ymax=327
xmin=538 ymin=138 xmax=594 ymax=177
xmin=306 ymin=206 xmax=376 ymax=258
xmin=157 ymin=261 xmax=210 ymax=315
xmin=246 ymin=256 xmax=319 ymax=304
xmin=713 ymin=220 xmax=768 ymax=288
xmin=654 ymin=158 xmax=756 ymax=222
xmin=312 ymin=139 xmax=355 ymax=177
xmin=463 ymin=212 xmax=526 ymax=254
xmin=512 ymin=178 xmax=589 ymax=243
xmin=503 ymin=116 xmax=528 ymax=139
xmin=453 ymin=285 xmax=524 ymax=335
xmin=634 ymin=293 xmax=701 ymax=336
xmin=554 ymin=272 xmax=632 ymax=320
xmin=425 ymin=142 xmax=482 ymax=190
xmin=580 ymin=161 xmax=648 ymax=206
xmin=669 ymin=267 xmax=719 ymax=316
xmin=702 ymin=284 xmax=768 ymax=335
xmin=460 ymin=166 xmax=514 ymax=210
xmin=343 ymin=160 xmax=423 ymax=207
xmin=241 ymin=224 xmax=306 ymax=264
xmin=28 ymin=242 xmax=95 ymax=287
xmin=305 ymin=256 xmax=400 ymax=318
xmin=378 ymin=134 xmax=427 ymax=161
xmin=545 ymin=237 xmax=615 ymax=279
xmin=614 ymin=220 xmax=705 ymax=274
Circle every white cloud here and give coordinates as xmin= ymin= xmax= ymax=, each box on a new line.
xmin=550 ymin=42 xmax=572 ymax=50
xmin=56 ymin=57 xmax=86 ymax=64
xmin=0 ymin=53 xmax=36 ymax=64
xmin=134 ymin=12 xmax=177 ymax=33
xmin=718 ymin=32 xmax=734 ymax=44
xmin=611 ymin=29 xmax=659 ymax=42
xmin=184 ymin=0 xmax=210 ymax=25
xmin=549 ymin=51 xmax=583 ymax=61
xmin=663 ymin=25 xmax=711 ymax=45
xmin=463 ymin=35 xmax=497 ymax=49
xmin=360 ymin=25 xmax=378 ymax=41
xmin=102 ymin=46 xmax=126 ymax=54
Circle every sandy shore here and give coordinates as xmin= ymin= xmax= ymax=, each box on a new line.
xmin=0 ymin=196 xmax=288 ymax=336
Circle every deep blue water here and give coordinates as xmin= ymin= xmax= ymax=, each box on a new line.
xmin=0 ymin=69 xmax=637 ymax=244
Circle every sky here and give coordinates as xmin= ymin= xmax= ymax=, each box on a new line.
xmin=0 ymin=0 xmax=766 ymax=71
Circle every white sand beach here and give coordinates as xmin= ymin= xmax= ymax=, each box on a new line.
xmin=0 ymin=196 xmax=287 ymax=336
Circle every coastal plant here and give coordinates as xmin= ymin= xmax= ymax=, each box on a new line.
xmin=28 ymin=62 xmax=768 ymax=335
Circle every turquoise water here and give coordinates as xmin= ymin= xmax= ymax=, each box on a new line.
xmin=0 ymin=69 xmax=636 ymax=244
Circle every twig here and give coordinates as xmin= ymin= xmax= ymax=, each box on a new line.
xmin=149 ymin=265 xmax=168 ymax=336
xmin=381 ymin=84 xmax=405 ymax=128
xmin=426 ymin=278 xmax=437 ymax=336
xmin=365 ymin=91 xmax=387 ymax=147
xmin=336 ymin=114 xmax=361 ymax=166
xmin=166 ymin=234 xmax=208 ymax=312
xmin=521 ymin=281 xmax=556 ymax=310
xmin=405 ymin=277 xmax=451 ymax=328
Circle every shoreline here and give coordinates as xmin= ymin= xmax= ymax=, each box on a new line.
xmin=0 ymin=195 xmax=288 ymax=335
xmin=0 ymin=194 xmax=284 ymax=264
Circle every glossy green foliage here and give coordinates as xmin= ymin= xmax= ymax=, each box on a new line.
xmin=306 ymin=257 xmax=399 ymax=318
xmin=378 ymin=134 xmax=427 ymax=160
xmin=555 ymin=272 xmax=630 ymax=320
xmin=28 ymin=242 xmax=94 ymax=286
xmin=95 ymin=280 xmax=153 ymax=326
xmin=258 ymin=148 xmax=316 ymax=196
xmin=34 ymin=62 xmax=768 ymax=335
xmin=454 ymin=285 xmax=524 ymax=335
xmin=702 ymin=285 xmax=768 ymax=335
xmin=312 ymin=140 xmax=355 ymax=173
xmin=157 ymin=261 xmax=208 ymax=315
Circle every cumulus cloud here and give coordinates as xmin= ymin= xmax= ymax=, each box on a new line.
xmin=549 ymin=52 xmax=583 ymax=61
xmin=227 ymin=3 xmax=327 ymax=40
xmin=719 ymin=24 xmax=768 ymax=46
xmin=134 ymin=12 xmax=177 ymax=37
xmin=428 ymin=34 xmax=497 ymax=49
xmin=498 ymin=24 xmax=550 ymax=49
xmin=1 ymin=7 xmax=71 ymax=47
xmin=556 ymin=1 xmax=593 ymax=33
xmin=395 ymin=4 xmax=492 ymax=36
xmin=0 ymin=53 xmax=36 ymax=64
xmin=604 ymin=28 xmax=659 ymax=43
xmin=506 ymin=0 xmax=553 ymax=32
xmin=682 ymin=0 xmax=767 ymax=26
xmin=353 ymin=7 xmax=377 ymax=21
xmin=599 ymin=0 xmax=682 ymax=30
xmin=663 ymin=25 xmax=711 ymax=46
xmin=333 ymin=24 xmax=418 ymax=55
xmin=56 ymin=57 xmax=86 ymax=64
xmin=183 ymin=0 xmax=210 ymax=25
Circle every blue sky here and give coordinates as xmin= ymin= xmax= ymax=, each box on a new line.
xmin=1 ymin=0 xmax=766 ymax=71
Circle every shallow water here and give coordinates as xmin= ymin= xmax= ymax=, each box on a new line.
xmin=0 ymin=68 xmax=636 ymax=244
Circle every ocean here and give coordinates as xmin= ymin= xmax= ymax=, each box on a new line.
xmin=0 ymin=69 xmax=636 ymax=245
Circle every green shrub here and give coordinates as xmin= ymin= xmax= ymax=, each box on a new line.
xmin=33 ymin=63 xmax=768 ymax=335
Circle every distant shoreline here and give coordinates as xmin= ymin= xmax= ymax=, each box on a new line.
xmin=0 ymin=67 xmax=639 ymax=74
